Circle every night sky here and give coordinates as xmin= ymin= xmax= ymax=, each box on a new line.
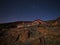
xmin=0 ymin=0 xmax=60 ymax=23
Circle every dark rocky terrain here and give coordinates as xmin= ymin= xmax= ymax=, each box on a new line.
xmin=0 ymin=17 xmax=60 ymax=45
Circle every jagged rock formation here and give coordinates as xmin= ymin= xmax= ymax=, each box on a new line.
xmin=46 ymin=17 xmax=60 ymax=26
xmin=0 ymin=17 xmax=60 ymax=45
xmin=0 ymin=25 xmax=45 ymax=45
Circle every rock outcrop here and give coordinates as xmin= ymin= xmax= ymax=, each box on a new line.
xmin=0 ymin=17 xmax=60 ymax=45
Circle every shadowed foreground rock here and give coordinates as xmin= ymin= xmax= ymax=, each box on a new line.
xmin=0 ymin=25 xmax=45 ymax=45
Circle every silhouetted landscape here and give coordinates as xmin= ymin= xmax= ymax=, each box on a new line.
xmin=0 ymin=17 xmax=60 ymax=45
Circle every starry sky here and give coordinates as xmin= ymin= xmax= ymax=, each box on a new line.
xmin=0 ymin=0 xmax=60 ymax=23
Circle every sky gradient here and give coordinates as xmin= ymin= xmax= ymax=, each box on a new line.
xmin=0 ymin=0 xmax=60 ymax=23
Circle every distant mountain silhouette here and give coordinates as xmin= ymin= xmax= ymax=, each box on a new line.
xmin=0 ymin=17 xmax=60 ymax=28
